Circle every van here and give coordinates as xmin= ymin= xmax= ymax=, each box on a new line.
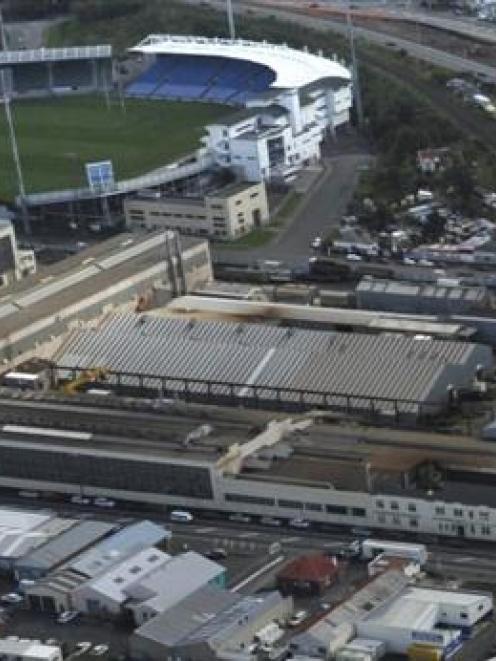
xmin=170 ymin=510 xmax=193 ymax=523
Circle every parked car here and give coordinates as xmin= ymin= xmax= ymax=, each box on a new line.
xmin=71 ymin=495 xmax=91 ymax=505
xmin=1 ymin=593 xmax=23 ymax=605
xmin=91 ymin=644 xmax=109 ymax=656
xmin=288 ymin=518 xmax=311 ymax=529
xmin=403 ymin=257 xmax=416 ymax=265
xmin=74 ymin=642 xmax=92 ymax=656
xmin=93 ymin=497 xmax=115 ymax=509
xmin=346 ymin=253 xmax=362 ymax=261
xmin=228 ymin=513 xmax=251 ymax=524
xmin=288 ymin=610 xmax=308 ymax=627
xmin=260 ymin=517 xmax=282 ymax=527
xmin=311 ymin=236 xmax=322 ymax=250
xmin=57 ymin=610 xmax=80 ymax=624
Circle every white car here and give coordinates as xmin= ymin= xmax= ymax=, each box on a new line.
xmin=57 ymin=610 xmax=80 ymax=624
xmin=1 ymin=593 xmax=23 ymax=605
xmin=311 ymin=236 xmax=322 ymax=250
xmin=91 ymin=644 xmax=109 ymax=656
xmin=71 ymin=495 xmax=91 ymax=505
xmin=346 ymin=253 xmax=362 ymax=262
xmin=93 ymin=497 xmax=115 ymax=508
xmin=74 ymin=642 xmax=92 ymax=656
xmin=403 ymin=257 xmax=416 ymax=265
xmin=260 ymin=517 xmax=282 ymax=527
xmin=289 ymin=518 xmax=311 ymax=529
xmin=418 ymin=259 xmax=434 ymax=266
xmin=288 ymin=610 xmax=308 ymax=627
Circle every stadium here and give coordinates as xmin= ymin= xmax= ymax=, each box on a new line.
xmin=0 ymin=35 xmax=352 ymax=224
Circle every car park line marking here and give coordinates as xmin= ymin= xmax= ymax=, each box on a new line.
xmin=281 ymin=536 xmax=301 ymax=543
xmin=237 ymin=531 xmax=260 ymax=538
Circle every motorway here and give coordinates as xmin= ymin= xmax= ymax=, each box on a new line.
xmin=195 ymin=0 xmax=496 ymax=82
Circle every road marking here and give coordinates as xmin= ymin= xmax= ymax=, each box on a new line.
xmin=238 ymin=531 xmax=260 ymax=538
xmin=231 ymin=555 xmax=285 ymax=592
xmin=281 ymin=536 xmax=301 ymax=543
xmin=194 ymin=526 xmax=217 ymax=533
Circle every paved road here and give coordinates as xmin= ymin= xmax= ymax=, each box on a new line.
xmin=214 ymin=152 xmax=372 ymax=264
xmin=196 ymin=0 xmax=496 ymax=82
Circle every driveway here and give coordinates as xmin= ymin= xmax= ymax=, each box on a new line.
xmin=214 ymin=151 xmax=373 ymax=266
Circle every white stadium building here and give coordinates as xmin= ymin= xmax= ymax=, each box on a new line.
xmin=128 ymin=35 xmax=352 ymax=181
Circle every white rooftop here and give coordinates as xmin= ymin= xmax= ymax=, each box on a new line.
xmin=77 ymin=547 xmax=170 ymax=604
xmin=363 ymin=587 xmax=491 ymax=629
xmin=131 ymin=35 xmax=350 ymax=88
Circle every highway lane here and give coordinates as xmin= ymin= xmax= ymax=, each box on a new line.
xmin=194 ymin=0 xmax=496 ymax=81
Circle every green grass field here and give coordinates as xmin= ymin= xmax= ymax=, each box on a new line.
xmin=0 ymin=95 xmax=229 ymax=202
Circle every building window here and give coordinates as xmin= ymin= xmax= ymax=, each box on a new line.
xmin=454 ymin=509 xmax=463 ymax=517
xmin=409 ymin=519 xmax=418 ymax=527
xmin=435 ymin=506 xmax=445 ymax=516
xmin=326 ymin=504 xmax=347 ymax=515
xmin=480 ymin=511 xmax=489 ymax=519
xmin=376 ymin=500 xmax=384 ymax=509
xmin=225 ymin=493 xmax=275 ymax=506
xmin=305 ymin=503 xmax=322 ymax=512
xmin=352 ymin=507 xmax=366 ymax=517
xmin=278 ymin=499 xmax=303 ymax=509
xmin=408 ymin=504 xmax=417 ymax=513
xmin=378 ymin=514 xmax=386 ymax=524
xmin=481 ymin=525 xmax=491 ymax=535
xmin=392 ymin=515 xmax=400 ymax=525
xmin=390 ymin=502 xmax=399 ymax=510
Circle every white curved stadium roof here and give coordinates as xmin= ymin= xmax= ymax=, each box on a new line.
xmin=131 ymin=35 xmax=350 ymax=89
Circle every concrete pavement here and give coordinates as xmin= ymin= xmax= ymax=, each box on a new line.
xmin=214 ymin=152 xmax=372 ymax=264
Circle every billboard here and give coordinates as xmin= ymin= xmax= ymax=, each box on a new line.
xmin=85 ymin=160 xmax=115 ymax=192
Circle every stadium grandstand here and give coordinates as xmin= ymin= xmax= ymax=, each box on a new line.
xmin=127 ymin=35 xmax=352 ymax=182
xmin=0 ymin=46 xmax=112 ymax=98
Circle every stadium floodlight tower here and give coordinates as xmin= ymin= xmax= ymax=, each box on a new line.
xmin=0 ymin=6 xmax=30 ymax=234
xmin=226 ymin=0 xmax=236 ymax=39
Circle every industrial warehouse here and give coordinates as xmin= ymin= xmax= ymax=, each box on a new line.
xmin=53 ymin=311 xmax=492 ymax=418
xmin=3 ymin=402 xmax=496 ymax=542
xmin=0 ymin=231 xmax=212 ymax=368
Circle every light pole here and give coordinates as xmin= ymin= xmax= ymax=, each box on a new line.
xmin=0 ymin=6 xmax=30 ymax=234
xmin=226 ymin=0 xmax=236 ymax=39
xmin=346 ymin=3 xmax=364 ymax=130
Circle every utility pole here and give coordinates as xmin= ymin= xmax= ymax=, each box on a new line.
xmin=347 ymin=4 xmax=364 ymax=130
xmin=0 ymin=6 xmax=30 ymax=234
xmin=226 ymin=0 xmax=236 ymax=39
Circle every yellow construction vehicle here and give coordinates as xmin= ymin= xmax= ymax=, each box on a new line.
xmin=62 ymin=368 xmax=109 ymax=395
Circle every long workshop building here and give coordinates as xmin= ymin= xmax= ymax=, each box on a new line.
xmin=2 ymin=402 xmax=496 ymax=543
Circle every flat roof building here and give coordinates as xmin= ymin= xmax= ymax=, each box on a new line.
xmin=0 ymin=639 xmax=62 ymax=661
xmin=0 ymin=231 xmax=212 ymax=369
xmin=71 ymin=549 xmax=226 ymax=620
xmin=25 ymin=521 xmax=169 ymax=614
xmin=131 ymin=586 xmax=292 ymax=661
xmin=356 ymin=587 xmax=493 ymax=656
xmin=14 ymin=520 xmax=116 ymax=580
xmin=356 ymin=277 xmax=492 ymax=316
xmin=125 ymin=181 xmax=269 ymax=240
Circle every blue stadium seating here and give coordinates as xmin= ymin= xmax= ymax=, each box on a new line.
xmin=126 ymin=55 xmax=276 ymax=105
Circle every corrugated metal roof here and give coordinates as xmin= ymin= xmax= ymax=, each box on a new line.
xmin=70 ymin=521 xmax=169 ymax=578
xmin=16 ymin=520 xmax=115 ymax=572
xmin=134 ymin=585 xmax=238 ymax=646
xmin=55 ymin=313 xmax=490 ymax=409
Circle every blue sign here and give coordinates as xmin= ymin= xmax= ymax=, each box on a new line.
xmin=85 ymin=160 xmax=115 ymax=192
